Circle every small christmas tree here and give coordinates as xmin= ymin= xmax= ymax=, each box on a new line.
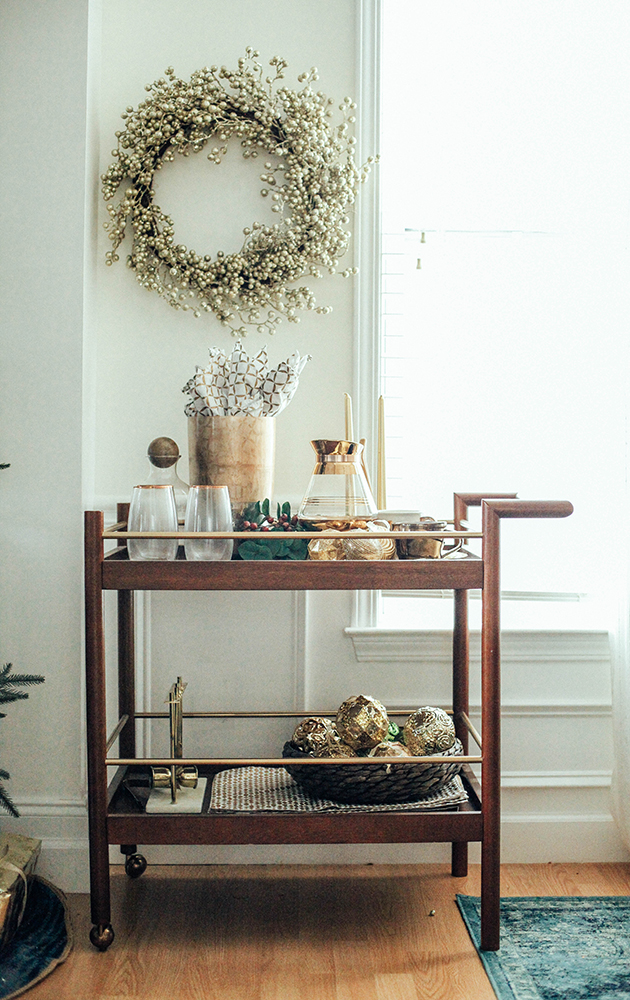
xmin=0 ymin=664 xmax=44 ymax=816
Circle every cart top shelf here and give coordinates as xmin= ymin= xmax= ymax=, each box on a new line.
xmin=100 ymin=545 xmax=483 ymax=591
xmin=86 ymin=495 xmax=573 ymax=592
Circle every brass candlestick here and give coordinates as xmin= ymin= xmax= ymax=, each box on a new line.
xmin=151 ymin=677 xmax=198 ymax=803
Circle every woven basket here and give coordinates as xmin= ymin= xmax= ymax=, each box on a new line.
xmin=282 ymin=739 xmax=464 ymax=805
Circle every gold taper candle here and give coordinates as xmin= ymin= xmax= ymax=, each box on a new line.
xmin=344 ymin=393 xmax=354 ymax=441
xmin=377 ymin=395 xmax=386 ymax=509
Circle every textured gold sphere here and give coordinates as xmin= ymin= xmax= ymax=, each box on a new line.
xmin=335 ymin=694 xmax=389 ymax=751
xmin=315 ymin=739 xmax=358 ymax=758
xmin=403 ymin=707 xmax=456 ymax=756
xmin=292 ymin=717 xmax=336 ymax=754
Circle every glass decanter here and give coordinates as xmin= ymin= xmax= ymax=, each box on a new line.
xmin=145 ymin=437 xmax=189 ymax=523
xmin=298 ymin=440 xmax=377 ymax=523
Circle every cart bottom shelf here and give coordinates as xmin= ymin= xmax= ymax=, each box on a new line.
xmin=106 ymin=766 xmax=482 ymax=846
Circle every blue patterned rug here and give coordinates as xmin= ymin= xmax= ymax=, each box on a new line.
xmin=457 ymin=895 xmax=630 ymax=1000
xmin=0 ymin=877 xmax=71 ymax=999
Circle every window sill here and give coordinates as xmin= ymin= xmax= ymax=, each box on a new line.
xmin=344 ymin=626 xmax=610 ymax=665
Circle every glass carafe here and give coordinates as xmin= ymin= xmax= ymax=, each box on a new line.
xmin=146 ymin=437 xmax=189 ymax=523
xmin=298 ymin=440 xmax=377 ymax=522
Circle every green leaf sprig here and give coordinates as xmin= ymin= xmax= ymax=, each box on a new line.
xmin=236 ymin=499 xmax=311 ymax=560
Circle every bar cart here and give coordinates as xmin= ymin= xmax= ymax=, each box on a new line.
xmin=84 ymin=493 xmax=572 ymax=952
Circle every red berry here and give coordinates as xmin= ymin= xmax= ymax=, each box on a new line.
xmin=242 ymin=520 xmax=250 ymax=528
xmin=262 ymin=525 xmax=271 ymax=532
xmin=291 ymin=515 xmax=298 ymax=524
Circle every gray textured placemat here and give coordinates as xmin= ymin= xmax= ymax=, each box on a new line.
xmin=210 ymin=766 xmax=468 ymax=812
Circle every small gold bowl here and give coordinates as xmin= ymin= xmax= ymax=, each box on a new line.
xmin=392 ymin=520 xmax=462 ymax=560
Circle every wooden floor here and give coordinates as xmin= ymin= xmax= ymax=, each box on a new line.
xmin=30 ymin=862 xmax=630 ymax=1000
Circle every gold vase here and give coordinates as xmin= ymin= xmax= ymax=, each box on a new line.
xmin=187 ymin=414 xmax=275 ymax=513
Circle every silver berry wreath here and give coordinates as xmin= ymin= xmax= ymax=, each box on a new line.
xmin=101 ymin=50 xmax=375 ymax=336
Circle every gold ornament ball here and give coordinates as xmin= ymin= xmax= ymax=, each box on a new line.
xmin=335 ymin=694 xmax=389 ymax=751
xmin=292 ymin=717 xmax=336 ymax=754
xmin=403 ymin=707 xmax=456 ymax=756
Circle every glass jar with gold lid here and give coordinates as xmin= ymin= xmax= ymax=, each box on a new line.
xmin=298 ymin=440 xmax=377 ymax=523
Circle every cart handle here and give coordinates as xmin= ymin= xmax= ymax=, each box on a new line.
xmin=454 ymin=492 xmax=518 ymax=508
xmin=482 ymin=499 xmax=573 ymax=519
xmin=454 ymin=492 xmax=518 ymax=530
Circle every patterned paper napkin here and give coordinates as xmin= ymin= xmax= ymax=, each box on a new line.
xmin=209 ymin=766 xmax=469 ymax=813
xmin=183 ymin=341 xmax=311 ymax=417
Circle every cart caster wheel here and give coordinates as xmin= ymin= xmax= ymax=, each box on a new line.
xmin=90 ymin=922 xmax=115 ymax=951
xmin=124 ymin=853 xmax=147 ymax=879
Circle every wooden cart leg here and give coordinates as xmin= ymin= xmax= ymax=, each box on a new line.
xmin=117 ymin=588 xmax=136 ymax=759
xmin=477 ymin=497 xmax=572 ymax=950
xmin=116 ymin=508 xmax=148 ymax=877
xmin=451 ymin=494 xmax=518 ymax=905
xmin=117 ymin=502 xmax=137 ymax=766
xmin=480 ymin=503 xmax=501 ymax=950
xmin=452 ymin=585 xmax=470 ymax=877
xmin=451 ymin=842 xmax=468 ymax=877
xmin=480 ymin=836 xmax=501 ymax=951
xmin=85 ymin=511 xmax=115 ymax=951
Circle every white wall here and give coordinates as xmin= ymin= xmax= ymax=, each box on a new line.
xmin=0 ymin=0 xmax=626 ymax=893
xmin=91 ymin=0 xmax=358 ymax=507
xmin=0 ymin=0 xmax=90 ymax=887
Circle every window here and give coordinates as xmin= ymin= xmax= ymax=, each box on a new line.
xmin=371 ymin=0 xmax=630 ymax=628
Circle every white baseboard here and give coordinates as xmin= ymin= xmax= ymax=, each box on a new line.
xmin=8 ymin=770 xmax=629 ymax=892
xmin=501 ymin=815 xmax=630 ymax=863
xmin=0 ymin=798 xmax=89 ymax=893
xmin=34 ymin=838 xmax=91 ymax=893
xmin=14 ymin=809 xmax=627 ymax=893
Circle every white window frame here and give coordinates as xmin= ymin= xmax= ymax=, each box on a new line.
xmin=352 ymin=0 xmax=383 ymax=629
xmin=350 ymin=0 xmax=604 ymax=635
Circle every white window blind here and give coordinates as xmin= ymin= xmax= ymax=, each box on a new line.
xmin=379 ymin=0 xmax=630 ymax=610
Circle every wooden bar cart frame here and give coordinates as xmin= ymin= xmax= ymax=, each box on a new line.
xmin=84 ymin=494 xmax=572 ymax=953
